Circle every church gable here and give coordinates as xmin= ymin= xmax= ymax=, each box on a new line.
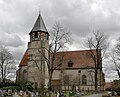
xmin=19 ymin=50 xmax=28 ymax=67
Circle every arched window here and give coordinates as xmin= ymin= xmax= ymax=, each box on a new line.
xmin=63 ymin=75 xmax=69 ymax=85
xmin=23 ymin=70 xmax=27 ymax=80
xmin=82 ymin=75 xmax=87 ymax=85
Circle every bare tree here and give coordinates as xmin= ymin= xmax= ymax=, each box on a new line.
xmin=110 ymin=50 xmax=120 ymax=79
xmin=84 ymin=30 xmax=108 ymax=92
xmin=0 ymin=46 xmax=14 ymax=83
xmin=112 ymin=37 xmax=120 ymax=79
xmin=62 ymin=74 xmax=70 ymax=91
xmin=47 ymin=22 xmax=71 ymax=91
xmin=34 ymin=22 xmax=71 ymax=93
xmin=62 ymin=74 xmax=78 ymax=91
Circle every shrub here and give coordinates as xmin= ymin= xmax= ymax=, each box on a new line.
xmin=0 ymin=82 xmax=18 ymax=88
xmin=114 ymin=85 xmax=120 ymax=96
xmin=17 ymin=81 xmax=34 ymax=91
xmin=0 ymin=81 xmax=33 ymax=91
xmin=2 ymin=86 xmax=20 ymax=91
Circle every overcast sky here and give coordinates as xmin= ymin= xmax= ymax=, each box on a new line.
xmin=0 ymin=0 xmax=120 ymax=82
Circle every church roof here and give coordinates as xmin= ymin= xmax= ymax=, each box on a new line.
xmin=53 ymin=49 xmax=97 ymax=69
xmin=19 ymin=49 xmax=98 ymax=69
xmin=30 ymin=13 xmax=49 ymax=35
xmin=19 ymin=50 xmax=28 ymax=67
xmin=105 ymin=82 xmax=112 ymax=89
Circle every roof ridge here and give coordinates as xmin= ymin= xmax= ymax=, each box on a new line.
xmin=56 ymin=49 xmax=96 ymax=53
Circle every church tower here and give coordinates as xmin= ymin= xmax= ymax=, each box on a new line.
xmin=27 ymin=13 xmax=49 ymax=89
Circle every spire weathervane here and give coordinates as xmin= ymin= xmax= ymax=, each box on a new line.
xmin=39 ymin=7 xmax=41 ymax=15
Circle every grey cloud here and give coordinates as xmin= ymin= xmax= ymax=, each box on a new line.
xmin=0 ymin=34 xmax=25 ymax=47
xmin=10 ymin=45 xmax=27 ymax=60
xmin=53 ymin=0 xmax=120 ymax=37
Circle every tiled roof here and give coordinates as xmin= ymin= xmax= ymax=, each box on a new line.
xmin=19 ymin=49 xmax=97 ymax=68
xmin=54 ymin=50 xmax=97 ymax=69
xmin=105 ymin=82 xmax=112 ymax=89
xmin=19 ymin=50 xmax=28 ymax=67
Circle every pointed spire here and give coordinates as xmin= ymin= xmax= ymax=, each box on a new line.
xmin=31 ymin=13 xmax=48 ymax=33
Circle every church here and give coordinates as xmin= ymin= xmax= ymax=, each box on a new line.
xmin=16 ymin=13 xmax=105 ymax=91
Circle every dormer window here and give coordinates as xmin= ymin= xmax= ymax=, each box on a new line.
xmin=68 ymin=60 xmax=74 ymax=67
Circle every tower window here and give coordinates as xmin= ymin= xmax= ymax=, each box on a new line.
xmin=47 ymin=35 xmax=49 ymax=40
xmin=28 ymin=54 xmax=33 ymax=60
xmin=34 ymin=32 xmax=38 ymax=38
xmin=31 ymin=33 xmax=35 ymax=40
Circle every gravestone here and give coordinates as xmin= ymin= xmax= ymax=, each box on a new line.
xmin=13 ymin=92 xmax=19 ymax=97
